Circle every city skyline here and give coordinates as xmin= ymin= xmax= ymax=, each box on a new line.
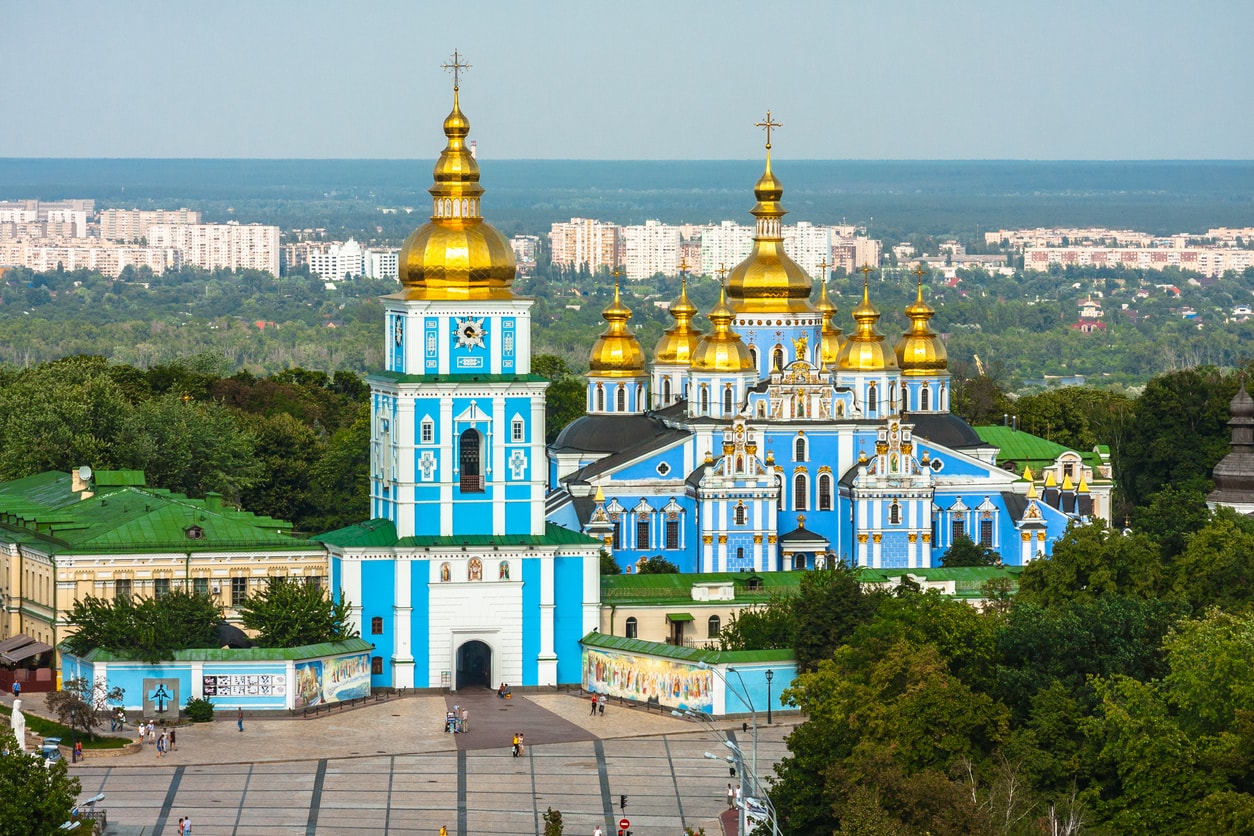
xmin=4 ymin=0 xmax=1253 ymax=161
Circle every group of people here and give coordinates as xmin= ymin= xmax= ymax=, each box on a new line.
xmin=444 ymin=705 xmax=470 ymax=734
xmin=496 ymin=683 xmax=512 ymax=699
xmin=136 ymin=721 xmax=176 ymax=757
xmin=588 ymin=693 xmax=607 ymax=718
xmin=510 ymin=732 xmax=525 ymax=757
xmin=175 ymin=815 xmax=192 ymax=834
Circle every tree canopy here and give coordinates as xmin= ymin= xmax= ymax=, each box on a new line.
xmin=0 ymin=726 xmax=81 ymax=836
xmin=63 ymin=591 xmax=224 ymax=662
xmin=236 ymin=577 xmax=357 ymax=647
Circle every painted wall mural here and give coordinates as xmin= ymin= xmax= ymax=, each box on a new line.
xmin=294 ymin=653 xmax=371 ymax=707
xmin=583 ymin=648 xmax=714 ymax=712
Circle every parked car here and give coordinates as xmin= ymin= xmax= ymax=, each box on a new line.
xmin=41 ymin=738 xmax=62 ymax=767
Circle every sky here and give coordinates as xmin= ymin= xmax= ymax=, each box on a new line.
xmin=3 ymin=0 xmax=1252 ymax=160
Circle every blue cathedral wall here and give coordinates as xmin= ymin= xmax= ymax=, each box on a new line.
xmin=521 ymin=559 xmax=541 ymax=685
xmin=362 ymin=561 xmax=396 ymax=688
xmin=553 ymin=556 xmax=587 ymax=684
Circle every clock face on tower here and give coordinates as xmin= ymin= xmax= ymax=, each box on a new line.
xmin=393 ymin=316 xmax=404 ymax=345
xmin=455 ymin=316 xmax=486 ymax=350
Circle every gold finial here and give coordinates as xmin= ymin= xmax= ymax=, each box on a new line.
xmin=860 ymin=263 xmax=873 ymax=283
xmin=612 ymin=266 xmax=624 ymax=288
xmin=819 ymin=258 xmax=828 ymax=280
xmin=755 ymin=110 xmax=782 ymax=150
xmin=442 ymin=50 xmax=471 ymax=91
xmin=716 ymin=263 xmax=728 ymax=282
xmin=678 ymin=257 xmax=689 ymax=276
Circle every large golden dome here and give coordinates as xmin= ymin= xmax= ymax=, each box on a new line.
xmin=691 ymin=285 xmax=755 ymax=372
xmin=589 ymin=281 xmax=646 ymax=376
xmin=725 ymin=134 xmax=815 ymax=314
xmin=895 ymin=275 xmax=948 ymax=374
xmin=397 ymin=88 xmax=516 ymax=300
xmin=836 ymin=273 xmax=899 ymax=372
xmin=815 ymin=275 xmax=844 ymax=367
xmin=653 ymin=275 xmax=703 ymax=365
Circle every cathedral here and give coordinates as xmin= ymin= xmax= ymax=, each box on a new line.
xmin=320 ymin=73 xmax=1104 ymax=691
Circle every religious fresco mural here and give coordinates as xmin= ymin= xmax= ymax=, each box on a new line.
xmin=583 ymin=647 xmax=714 ymax=712
xmin=294 ymin=652 xmax=371 ymax=707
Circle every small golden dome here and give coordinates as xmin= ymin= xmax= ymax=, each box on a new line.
xmin=725 ymin=142 xmax=815 ymax=314
xmin=836 ymin=272 xmax=898 ymax=372
xmin=397 ymin=88 xmax=516 ymax=301
xmin=895 ymin=276 xmax=948 ymax=375
xmin=589 ymin=280 xmax=646 ymax=376
xmin=654 ymin=276 xmax=704 ymax=365
xmin=691 ymin=285 xmax=755 ymax=372
xmin=815 ymin=276 xmax=844 ymax=367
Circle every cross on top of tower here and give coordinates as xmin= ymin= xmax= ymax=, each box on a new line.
xmin=755 ymin=110 xmax=782 ymax=150
xmin=914 ymin=265 xmax=928 ymax=281
xmin=442 ymin=50 xmax=471 ymax=90
xmin=861 ymin=263 xmax=874 ymax=282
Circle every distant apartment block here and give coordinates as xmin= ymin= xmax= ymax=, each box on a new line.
xmin=550 ymin=218 xmax=620 ymax=274
xmin=509 ymin=234 xmax=541 ymax=272
xmin=699 ymin=221 xmax=755 ymax=276
xmin=621 ymin=220 xmax=682 ymax=279
xmin=365 ymin=248 xmax=398 ymax=280
xmin=99 ymin=208 xmax=203 ymax=241
xmin=147 ymin=222 xmax=280 ymax=275
xmin=985 ymin=227 xmax=1158 ymax=248
xmin=281 ymin=240 xmax=397 ymax=281
xmin=0 ymin=241 xmax=180 ymax=276
xmin=1024 ymin=246 xmax=1253 ymax=278
xmin=308 ymin=239 xmax=364 ymax=281
xmin=0 ymin=199 xmax=91 ymax=240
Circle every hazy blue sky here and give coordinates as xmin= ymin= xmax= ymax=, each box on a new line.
xmin=4 ymin=0 xmax=1251 ymax=160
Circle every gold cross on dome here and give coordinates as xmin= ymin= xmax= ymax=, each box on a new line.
xmin=861 ymin=263 xmax=874 ymax=282
xmin=819 ymin=258 xmax=828 ymax=279
xmin=442 ymin=50 xmax=471 ymax=90
xmin=717 ymin=263 xmax=728 ymax=281
xmin=755 ymin=110 xmax=782 ymax=150
xmin=678 ymin=257 xmax=689 ymax=276
xmin=914 ymin=266 xmax=928 ymax=281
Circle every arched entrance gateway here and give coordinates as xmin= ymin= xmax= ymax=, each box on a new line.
xmin=455 ymin=640 xmax=492 ymax=690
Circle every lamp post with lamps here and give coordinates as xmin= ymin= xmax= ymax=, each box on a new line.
xmin=765 ymin=669 xmax=774 ymax=726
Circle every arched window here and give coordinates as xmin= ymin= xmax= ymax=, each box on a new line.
xmin=662 ymin=377 xmax=672 ymax=404
xmin=625 ymin=617 xmax=638 ymax=639
xmin=371 ymin=656 xmax=384 ymax=675
xmin=707 ymin=615 xmax=721 ymax=638
xmin=795 ymin=436 xmax=807 ymax=462
xmin=889 ymin=382 xmax=896 ymax=411
xmin=370 ymin=616 xmax=383 ymax=635
xmin=459 ymin=429 xmax=484 ymax=492
xmin=921 ymin=384 xmax=930 ymax=411
xmin=748 ymin=346 xmax=758 ymax=370
xmin=890 ymin=501 xmax=901 ymax=525
xmin=723 ymin=385 xmax=734 ymax=414
xmin=772 ymin=346 xmax=785 ymax=371
xmin=700 ymin=386 xmax=710 ymax=414
xmin=734 ymin=503 xmax=746 ymax=525
xmin=616 ymin=385 xmax=626 ymax=412
xmin=818 ymin=473 xmax=832 ymax=510
xmin=793 ymin=553 xmax=806 ymax=570
xmin=595 ymin=384 xmax=605 ymax=412
xmin=776 ymin=473 xmax=784 ymax=511
xmin=794 ymin=473 xmax=808 ymax=511
xmin=868 ymin=383 xmax=878 ymax=413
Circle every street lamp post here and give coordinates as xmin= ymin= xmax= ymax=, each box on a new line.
xmin=765 ymin=669 xmax=774 ymax=726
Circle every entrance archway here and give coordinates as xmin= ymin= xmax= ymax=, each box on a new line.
xmin=455 ymin=640 xmax=492 ymax=691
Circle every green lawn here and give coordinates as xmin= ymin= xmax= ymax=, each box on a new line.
xmin=0 ymin=703 xmax=132 ymax=749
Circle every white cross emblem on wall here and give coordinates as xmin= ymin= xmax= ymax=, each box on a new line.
xmin=419 ymin=451 xmax=437 ymax=480
xmin=509 ymin=449 xmax=527 ymax=479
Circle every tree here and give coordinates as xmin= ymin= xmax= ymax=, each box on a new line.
xmin=45 ymin=677 xmax=125 ymax=739
xmin=1016 ymin=521 xmax=1166 ymax=606
xmin=0 ymin=726 xmax=81 ymax=836
xmin=634 ymin=556 xmax=680 ymax=575
xmin=1170 ymin=507 xmax=1254 ymax=613
xmin=792 ymin=566 xmax=883 ymax=672
xmin=941 ymin=534 xmax=1002 ymax=567
xmin=237 ymin=577 xmax=357 ymax=647
xmin=542 ymin=807 xmax=563 ymax=836
xmin=599 ymin=550 xmax=620 ymax=575
xmin=63 ymin=591 xmax=223 ymax=662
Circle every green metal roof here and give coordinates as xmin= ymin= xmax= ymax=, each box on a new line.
xmin=602 ymin=571 xmax=802 ymax=605
xmin=973 ymin=425 xmax=1104 ymax=474
xmin=72 ymin=637 xmax=375 ymax=663
xmin=316 ymin=520 xmax=599 ymax=549
xmin=666 ymin=612 xmax=694 ymax=622
xmin=0 ymin=470 xmax=320 ymax=555
xmin=370 ymin=370 xmax=549 ymax=386
xmin=580 ymin=631 xmax=794 ymax=665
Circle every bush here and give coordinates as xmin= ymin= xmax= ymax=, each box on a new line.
xmin=184 ymin=697 xmax=215 ymax=723
xmin=542 ymin=807 xmax=563 ymax=835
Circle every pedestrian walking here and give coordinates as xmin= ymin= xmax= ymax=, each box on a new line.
xmin=460 ymin=706 xmax=469 ymax=733
xmin=589 ymin=693 xmax=598 ymax=715
xmin=598 ymin=699 xmax=605 ymax=718
xmin=137 ymin=724 xmax=145 ymax=746
xmin=511 ymin=733 xmax=519 ymax=757
xmin=182 ymin=814 xmax=191 ymax=834
xmin=74 ymin=740 xmax=82 ymax=762
xmin=594 ymin=826 xmax=604 ymax=836
xmin=169 ymin=728 xmax=177 ymax=751
xmin=147 ymin=720 xmax=155 ymax=741
xmin=156 ymin=733 xmax=165 ymax=758
xmin=727 ymin=783 xmax=735 ymax=807
xmin=11 ymin=681 xmax=19 ymax=697
xmin=237 ymin=707 xmax=244 ymax=732
xmin=178 ymin=818 xmax=184 ymax=835
xmin=517 ymin=732 xmax=525 ymax=755
xmin=439 ymin=827 xmax=447 ymax=836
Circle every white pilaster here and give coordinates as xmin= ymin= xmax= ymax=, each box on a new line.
xmin=393 ymin=560 xmax=415 ymax=689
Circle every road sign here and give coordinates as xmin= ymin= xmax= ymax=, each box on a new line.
xmin=619 ymin=818 xmax=630 ymax=830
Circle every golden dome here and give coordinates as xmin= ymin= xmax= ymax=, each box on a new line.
xmin=589 ymin=280 xmax=646 ymax=376
xmin=725 ymin=134 xmax=815 ymax=314
xmin=653 ymin=275 xmax=704 ymax=365
xmin=397 ymin=87 xmax=516 ymax=301
xmin=836 ymin=273 xmax=898 ymax=372
xmin=894 ymin=275 xmax=948 ymax=374
xmin=815 ymin=275 xmax=844 ymax=367
xmin=691 ymin=285 xmax=756 ymax=372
